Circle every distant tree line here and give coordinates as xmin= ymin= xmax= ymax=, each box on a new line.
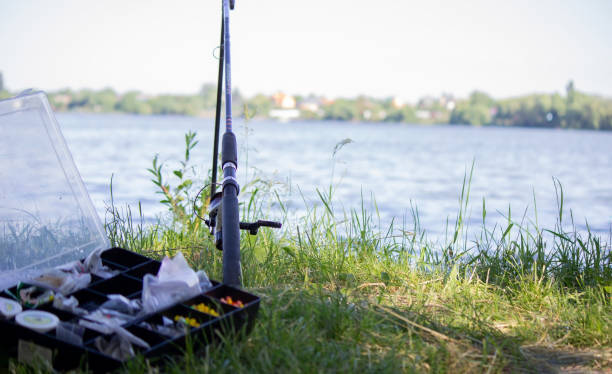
xmin=450 ymin=81 xmax=612 ymax=130
xmin=0 ymin=72 xmax=610 ymax=131
xmin=45 ymin=85 xmax=245 ymax=117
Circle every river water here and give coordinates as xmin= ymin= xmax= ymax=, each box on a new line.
xmin=58 ymin=113 xmax=612 ymax=243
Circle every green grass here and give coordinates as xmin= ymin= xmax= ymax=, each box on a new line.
xmin=8 ymin=133 xmax=609 ymax=373
xmin=100 ymin=149 xmax=611 ymax=373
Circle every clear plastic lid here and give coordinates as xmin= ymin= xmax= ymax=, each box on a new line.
xmin=0 ymin=91 xmax=109 ymax=290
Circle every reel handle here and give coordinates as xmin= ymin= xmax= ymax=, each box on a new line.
xmin=240 ymin=220 xmax=282 ymax=235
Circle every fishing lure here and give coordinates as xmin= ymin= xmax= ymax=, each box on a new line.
xmin=191 ymin=303 xmax=220 ymax=317
xmin=220 ymin=296 xmax=244 ymax=308
xmin=174 ymin=315 xmax=200 ymax=328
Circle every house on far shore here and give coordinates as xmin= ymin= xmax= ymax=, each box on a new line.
xmin=299 ymin=99 xmax=319 ymax=113
xmin=391 ymin=97 xmax=404 ymax=109
xmin=416 ymin=109 xmax=431 ymax=120
xmin=270 ymin=92 xmax=300 ymax=121
xmin=269 ymin=92 xmax=300 ymax=122
xmin=298 ymin=98 xmax=323 ymax=119
xmin=272 ymin=92 xmax=296 ymax=109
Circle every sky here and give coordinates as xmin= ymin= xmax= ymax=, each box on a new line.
xmin=1 ymin=0 xmax=611 ymax=102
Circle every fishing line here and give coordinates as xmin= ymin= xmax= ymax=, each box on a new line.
xmin=212 ymin=46 xmax=221 ymax=60
xmin=193 ymin=183 xmax=221 ymax=222
xmin=210 ymin=14 xmax=225 ymax=199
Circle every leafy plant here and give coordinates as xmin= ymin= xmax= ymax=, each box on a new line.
xmin=147 ymin=130 xmax=209 ymax=224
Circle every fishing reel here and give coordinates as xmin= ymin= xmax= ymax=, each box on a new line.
xmin=205 ymin=191 xmax=282 ymax=251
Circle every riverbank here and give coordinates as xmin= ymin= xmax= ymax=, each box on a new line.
xmin=99 ymin=171 xmax=611 ymax=373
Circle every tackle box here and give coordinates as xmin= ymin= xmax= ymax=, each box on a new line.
xmin=0 ymin=92 xmax=260 ymax=371
xmin=0 ymin=248 xmax=260 ymax=372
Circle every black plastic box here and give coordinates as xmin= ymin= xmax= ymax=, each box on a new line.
xmin=0 ymin=248 xmax=260 ymax=372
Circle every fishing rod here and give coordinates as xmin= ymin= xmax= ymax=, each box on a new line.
xmin=206 ymin=0 xmax=281 ymax=287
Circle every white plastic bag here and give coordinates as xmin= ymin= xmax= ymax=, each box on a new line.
xmin=85 ymin=317 xmax=150 ymax=360
xmin=100 ymin=294 xmax=141 ymax=316
xmin=156 ymin=252 xmax=199 ymax=286
xmin=141 ymin=252 xmax=212 ymax=314
xmin=84 ymin=249 xmax=120 ymax=279
xmin=30 ymin=261 xmax=91 ymax=295
xmin=53 ymin=294 xmax=87 ymax=316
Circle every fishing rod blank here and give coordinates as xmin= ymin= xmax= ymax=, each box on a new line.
xmin=220 ymin=0 xmax=241 ymax=286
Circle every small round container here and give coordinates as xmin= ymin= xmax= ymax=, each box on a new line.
xmin=0 ymin=297 xmax=23 ymax=319
xmin=15 ymin=310 xmax=59 ymax=333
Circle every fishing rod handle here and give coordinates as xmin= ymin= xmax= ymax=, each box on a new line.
xmin=221 ymin=126 xmax=241 ymax=286
xmin=222 ymin=184 xmax=241 ymax=286
xmin=222 ymin=132 xmax=238 ymax=169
